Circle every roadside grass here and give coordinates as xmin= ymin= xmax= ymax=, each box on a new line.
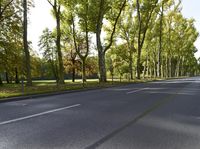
xmin=0 ymin=77 xmax=186 ymax=100
xmin=0 ymin=79 xmax=128 ymax=99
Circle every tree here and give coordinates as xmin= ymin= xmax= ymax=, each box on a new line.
xmin=0 ymin=0 xmax=24 ymax=85
xmin=136 ymin=0 xmax=158 ymax=79
xmin=47 ymin=0 xmax=65 ymax=84
xmin=63 ymin=41 xmax=78 ymax=83
xmin=0 ymin=0 xmax=15 ymax=22
xmin=23 ymin=0 xmax=32 ymax=86
xmin=38 ymin=28 xmax=59 ymax=82
xmin=95 ymin=0 xmax=127 ymax=82
xmin=71 ymin=0 xmax=90 ymax=86
xmin=118 ymin=2 xmax=137 ymax=80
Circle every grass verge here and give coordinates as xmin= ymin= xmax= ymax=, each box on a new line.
xmin=0 ymin=77 xmax=183 ymax=101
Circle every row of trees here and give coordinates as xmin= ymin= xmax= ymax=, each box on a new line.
xmin=0 ymin=0 xmax=199 ymax=86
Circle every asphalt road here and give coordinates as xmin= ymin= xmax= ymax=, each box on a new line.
xmin=0 ymin=77 xmax=200 ymax=149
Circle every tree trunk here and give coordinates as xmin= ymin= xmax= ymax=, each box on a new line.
xmin=157 ymin=49 xmax=161 ymax=77
xmin=72 ymin=60 xmax=76 ymax=83
xmin=169 ymin=56 xmax=172 ymax=78
xmin=56 ymin=9 xmax=65 ymax=84
xmin=98 ymin=50 xmax=107 ymax=82
xmin=147 ymin=53 xmax=149 ymax=77
xmin=150 ymin=68 xmax=153 ymax=78
xmin=158 ymin=2 xmax=164 ymax=78
xmin=5 ymin=72 xmax=9 ymax=84
xmin=82 ymin=59 xmax=86 ymax=87
xmin=161 ymin=59 xmax=164 ymax=78
xmin=180 ymin=57 xmax=184 ymax=76
xmin=165 ymin=56 xmax=168 ymax=78
xmin=0 ymin=74 xmax=3 ymax=85
xmin=112 ymin=74 xmax=114 ymax=84
xmin=120 ymin=74 xmax=122 ymax=82
xmin=23 ymin=0 xmax=32 ymax=86
xmin=143 ymin=58 xmax=147 ymax=78
xmin=96 ymin=0 xmax=126 ymax=83
xmin=129 ymin=51 xmax=133 ymax=80
xmin=176 ymin=58 xmax=180 ymax=77
xmin=153 ymin=60 xmax=157 ymax=78
xmin=50 ymin=61 xmax=58 ymax=83
xmin=15 ymin=67 xmax=20 ymax=84
xmin=136 ymin=47 xmax=141 ymax=79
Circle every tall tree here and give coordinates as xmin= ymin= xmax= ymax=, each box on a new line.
xmin=118 ymin=2 xmax=137 ymax=80
xmin=71 ymin=0 xmax=90 ymax=86
xmin=23 ymin=0 xmax=32 ymax=86
xmin=47 ymin=0 xmax=65 ymax=84
xmin=38 ymin=28 xmax=58 ymax=82
xmin=157 ymin=0 xmax=164 ymax=77
xmin=96 ymin=0 xmax=127 ymax=82
xmin=0 ymin=0 xmax=23 ymax=85
xmin=136 ymin=0 xmax=158 ymax=79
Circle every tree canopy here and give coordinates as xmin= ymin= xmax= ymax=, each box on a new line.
xmin=0 ymin=0 xmax=199 ymax=85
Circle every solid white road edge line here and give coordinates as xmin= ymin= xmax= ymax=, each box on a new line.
xmin=0 ymin=104 xmax=81 ymax=125
xmin=126 ymin=88 xmax=148 ymax=94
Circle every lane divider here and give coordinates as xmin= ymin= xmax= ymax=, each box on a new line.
xmin=0 ymin=104 xmax=81 ymax=126
xmin=126 ymin=88 xmax=148 ymax=94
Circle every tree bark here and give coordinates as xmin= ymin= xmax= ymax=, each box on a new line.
xmin=72 ymin=59 xmax=76 ymax=82
xmin=0 ymin=75 xmax=2 ymax=85
xmin=176 ymin=57 xmax=180 ymax=77
xmin=98 ymin=50 xmax=107 ymax=82
xmin=180 ymin=57 xmax=184 ymax=76
xmin=143 ymin=53 xmax=148 ymax=78
xmin=82 ymin=59 xmax=86 ymax=87
xmin=147 ymin=55 xmax=150 ymax=77
xmin=167 ymin=58 xmax=169 ymax=78
xmin=96 ymin=0 xmax=126 ymax=82
xmin=15 ymin=67 xmax=20 ymax=84
xmin=5 ymin=71 xmax=9 ymax=84
xmin=153 ymin=60 xmax=157 ymax=78
xmin=23 ymin=0 xmax=32 ymax=86
xmin=136 ymin=47 xmax=141 ymax=79
xmin=169 ymin=56 xmax=172 ymax=78
xmin=55 ymin=8 xmax=65 ymax=84
xmin=158 ymin=2 xmax=164 ymax=78
xmin=96 ymin=0 xmax=106 ymax=82
xmin=129 ymin=50 xmax=133 ymax=80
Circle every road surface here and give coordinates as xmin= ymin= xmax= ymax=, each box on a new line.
xmin=0 ymin=77 xmax=200 ymax=149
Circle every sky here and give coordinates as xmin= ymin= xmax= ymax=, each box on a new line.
xmin=28 ymin=0 xmax=55 ymax=56
xmin=181 ymin=0 xmax=200 ymax=58
xmin=28 ymin=0 xmax=200 ymax=58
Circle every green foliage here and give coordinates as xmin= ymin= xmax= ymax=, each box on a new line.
xmin=0 ymin=0 xmax=200 ymax=89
